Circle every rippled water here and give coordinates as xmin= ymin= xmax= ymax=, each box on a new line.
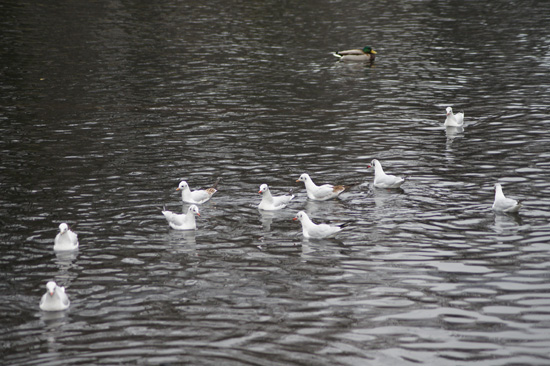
xmin=2 ymin=0 xmax=550 ymax=365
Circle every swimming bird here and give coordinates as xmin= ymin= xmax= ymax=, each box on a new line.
xmin=293 ymin=211 xmax=350 ymax=239
xmin=367 ymin=159 xmax=405 ymax=188
xmin=177 ymin=178 xmax=220 ymax=204
xmin=296 ymin=173 xmax=354 ymax=201
xmin=53 ymin=223 xmax=79 ymax=251
xmin=162 ymin=205 xmax=201 ymax=230
xmin=492 ymin=183 xmax=522 ymax=213
xmin=258 ymin=184 xmax=295 ymax=211
xmin=39 ymin=281 xmax=70 ymax=311
xmin=444 ymin=107 xmax=464 ymax=127
xmin=333 ymin=46 xmax=377 ymax=62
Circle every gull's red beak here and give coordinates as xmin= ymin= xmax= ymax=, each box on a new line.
xmin=292 ymin=217 xmax=298 ymax=221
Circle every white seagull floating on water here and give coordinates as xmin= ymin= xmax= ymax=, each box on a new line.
xmin=258 ymin=184 xmax=295 ymax=211
xmin=293 ymin=211 xmax=351 ymax=239
xmin=177 ymin=178 xmax=220 ymax=204
xmin=53 ymin=223 xmax=79 ymax=251
xmin=39 ymin=281 xmax=70 ymax=311
xmin=492 ymin=183 xmax=522 ymax=213
xmin=162 ymin=205 xmax=201 ymax=230
xmin=444 ymin=107 xmax=464 ymax=127
xmin=367 ymin=159 xmax=405 ymax=189
xmin=296 ymin=173 xmax=355 ymax=201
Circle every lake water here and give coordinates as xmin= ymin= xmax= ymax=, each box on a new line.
xmin=1 ymin=0 xmax=550 ymax=365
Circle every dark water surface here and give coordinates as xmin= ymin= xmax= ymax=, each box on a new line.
xmin=2 ymin=0 xmax=550 ymax=365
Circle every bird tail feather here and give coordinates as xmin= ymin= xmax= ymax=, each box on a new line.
xmin=339 ymin=221 xmax=354 ymax=229
xmin=211 ymin=177 xmax=222 ymax=190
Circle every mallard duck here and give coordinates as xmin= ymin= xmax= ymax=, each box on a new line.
xmin=333 ymin=46 xmax=377 ymax=62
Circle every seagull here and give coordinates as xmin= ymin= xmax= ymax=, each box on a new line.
xmin=367 ymin=159 xmax=405 ymax=188
xmin=258 ymin=184 xmax=295 ymax=211
xmin=296 ymin=173 xmax=355 ymax=201
xmin=53 ymin=223 xmax=79 ymax=251
xmin=162 ymin=204 xmax=201 ymax=230
xmin=293 ymin=211 xmax=351 ymax=239
xmin=39 ymin=281 xmax=70 ymax=311
xmin=444 ymin=107 xmax=464 ymax=127
xmin=492 ymin=183 xmax=522 ymax=213
xmin=177 ymin=178 xmax=220 ymax=204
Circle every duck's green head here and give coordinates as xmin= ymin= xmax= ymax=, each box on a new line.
xmin=363 ymin=46 xmax=377 ymax=54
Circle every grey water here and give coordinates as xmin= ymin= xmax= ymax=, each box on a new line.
xmin=1 ymin=0 xmax=550 ymax=365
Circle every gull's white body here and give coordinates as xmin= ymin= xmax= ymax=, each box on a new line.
xmin=296 ymin=173 xmax=346 ymax=201
xmin=444 ymin=107 xmax=464 ymax=127
xmin=162 ymin=205 xmax=200 ymax=230
xmin=293 ymin=211 xmax=347 ymax=239
xmin=53 ymin=223 xmax=79 ymax=251
xmin=258 ymin=184 xmax=295 ymax=211
xmin=368 ymin=159 xmax=405 ymax=189
xmin=40 ymin=281 xmax=70 ymax=311
xmin=177 ymin=179 xmax=218 ymax=204
xmin=492 ymin=183 xmax=522 ymax=213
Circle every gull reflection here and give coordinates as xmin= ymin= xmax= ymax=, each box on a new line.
xmin=445 ymin=125 xmax=464 ymax=144
xmin=167 ymin=230 xmax=197 ymax=251
xmin=299 ymin=236 xmax=349 ymax=262
xmin=258 ymin=209 xmax=296 ymax=233
xmin=54 ymin=250 xmax=79 ymax=285
xmin=40 ymin=312 xmax=70 ymax=359
xmin=259 ymin=210 xmax=276 ymax=231
xmin=372 ymin=187 xmax=405 ymax=209
xmin=494 ymin=211 xmax=523 ymax=231
xmin=41 ymin=310 xmax=69 ymax=324
xmin=305 ymin=199 xmax=346 ymax=217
